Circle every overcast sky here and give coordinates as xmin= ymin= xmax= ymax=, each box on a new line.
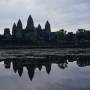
xmin=0 ymin=0 xmax=90 ymax=34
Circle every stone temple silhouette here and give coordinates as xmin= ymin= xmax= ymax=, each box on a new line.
xmin=0 ymin=15 xmax=90 ymax=48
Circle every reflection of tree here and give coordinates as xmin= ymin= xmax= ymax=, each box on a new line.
xmin=76 ymin=57 xmax=90 ymax=67
xmin=58 ymin=63 xmax=68 ymax=69
xmin=2 ymin=55 xmax=90 ymax=81
xmin=58 ymin=60 xmax=68 ymax=69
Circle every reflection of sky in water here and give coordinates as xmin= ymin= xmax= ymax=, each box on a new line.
xmin=0 ymin=61 xmax=90 ymax=90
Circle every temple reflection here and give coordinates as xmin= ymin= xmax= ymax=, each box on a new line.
xmin=1 ymin=55 xmax=90 ymax=81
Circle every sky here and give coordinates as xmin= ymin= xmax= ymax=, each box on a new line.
xmin=0 ymin=0 xmax=90 ymax=34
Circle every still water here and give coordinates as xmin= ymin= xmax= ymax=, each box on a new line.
xmin=0 ymin=55 xmax=90 ymax=90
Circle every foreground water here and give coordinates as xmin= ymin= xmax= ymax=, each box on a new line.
xmin=0 ymin=49 xmax=90 ymax=90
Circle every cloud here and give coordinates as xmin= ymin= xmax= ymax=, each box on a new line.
xmin=0 ymin=0 xmax=90 ymax=33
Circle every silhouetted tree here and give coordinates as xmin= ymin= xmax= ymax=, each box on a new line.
xmin=56 ymin=29 xmax=66 ymax=43
xmin=66 ymin=32 xmax=75 ymax=44
xmin=76 ymin=29 xmax=85 ymax=40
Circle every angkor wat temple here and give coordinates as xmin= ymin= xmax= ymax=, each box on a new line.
xmin=1 ymin=15 xmax=90 ymax=48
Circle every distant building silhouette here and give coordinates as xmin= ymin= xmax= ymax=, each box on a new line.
xmin=15 ymin=19 xmax=23 ymax=40
xmin=4 ymin=28 xmax=11 ymax=40
xmin=0 ymin=14 xmax=90 ymax=47
xmin=26 ymin=15 xmax=35 ymax=31
xmin=45 ymin=21 xmax=51 ymax=32
xmin=12 ymin=23 xmax=17 ymax=39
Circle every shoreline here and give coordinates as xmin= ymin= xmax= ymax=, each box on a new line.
xmin=0 ymin=48 xmax=90 ymax=60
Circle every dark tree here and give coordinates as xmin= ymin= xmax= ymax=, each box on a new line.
xmin=56 ymin=29 xmax=66 ymax=43
xmin=76 ymin=29 xmax=85 ymax=40
xmin=66 ymin=32 xmax=75 ymax=41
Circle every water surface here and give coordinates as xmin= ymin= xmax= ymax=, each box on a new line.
xmin=0 ymin=50 xmax=90 ymax=90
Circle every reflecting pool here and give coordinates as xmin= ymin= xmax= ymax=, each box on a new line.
xmin=0 ymin=54 xmax=90 ymax=90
